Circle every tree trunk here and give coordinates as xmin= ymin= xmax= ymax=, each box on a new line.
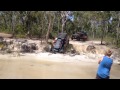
xmin=116 ymin=22 xmax=119 ymax=46
xmin=3 ymin=16 xmax=7 ymax=29
xmin=40 ymin=23 xmax=44 ymax=44
xmin=58 ymin=17 xmax=60 ymax=34
xmin=92 ymin=27 xmax=94 ymax=39
xmin=21 ymin=16 xmax=25 ymax=31
xmin=61 ymin=18 xmax=65 ymax=33
xmin=101 ymin=20 xmax=106 ymax=45
xmin=101 ymin=23 xmax=105 ymax=45
xmin=101 ymin=30 xmax=104 ymax=45
xmin=11 ymin=12 xmax=15 ymax=38
xmin=46 ymin=16 xmax=52 ymax=44
xmin=11 ymin=22 xmax=15 ymax=37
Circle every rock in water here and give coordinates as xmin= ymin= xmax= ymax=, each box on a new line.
xmin=86 ymin=45 xmax=96 ymax=54
xmin=43 ymin=44 xmax=52 ymax=52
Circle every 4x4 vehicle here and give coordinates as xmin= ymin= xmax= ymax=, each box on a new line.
xmin=71 ymin=31 xmax=88 ymax=41
xmin=51 ymin=33 xmax=69 ymax=53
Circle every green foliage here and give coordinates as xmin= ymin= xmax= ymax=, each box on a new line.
xmin=0 ymin=11 xmax=120 ymax=47
xmin=15 ymin=34 xmax=26 ymax=38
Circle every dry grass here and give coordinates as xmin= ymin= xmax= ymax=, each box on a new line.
xmin=0 ymin=33 xmax=12 ymax=38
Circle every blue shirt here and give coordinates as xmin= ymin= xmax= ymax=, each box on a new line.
xmin=97 ymin=56 xmax=113 ymax=78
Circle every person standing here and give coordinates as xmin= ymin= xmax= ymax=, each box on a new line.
xmin=96 ymin=49 xmax=113 ymax=79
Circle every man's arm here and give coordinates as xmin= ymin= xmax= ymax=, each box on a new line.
xmin=98 ymin=58 xmax=103 ymax=64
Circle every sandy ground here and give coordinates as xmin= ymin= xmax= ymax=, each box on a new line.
xmin=0 ymin=53 xmax=120 ymax=79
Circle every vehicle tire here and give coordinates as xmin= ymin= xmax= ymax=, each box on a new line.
xmin=71 ymin=37 xmax=73 ymax=40
xmin=82 ymin=38 xmax=85 ymax=42
xmin=52 ymin=49 xmax=55 ymax=54
xmin=50 ymin=47 xmax=52 ymax=52
xmin=67 ymin=40 xmax=69 ymax=45
xmin=60 ymin=47 xmax=64 ymax=53
xmin=61 ymin=49 xmax=65 ymax=53
xmin=77 ymin=37 xmax=80 ymax=41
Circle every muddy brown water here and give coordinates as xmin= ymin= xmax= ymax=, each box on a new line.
xmin=0 ymin=58 xmax=120 ymax=79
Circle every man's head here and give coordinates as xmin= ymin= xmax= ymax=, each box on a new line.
xmin=104 ymin=49 xmax=112 ymax=57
